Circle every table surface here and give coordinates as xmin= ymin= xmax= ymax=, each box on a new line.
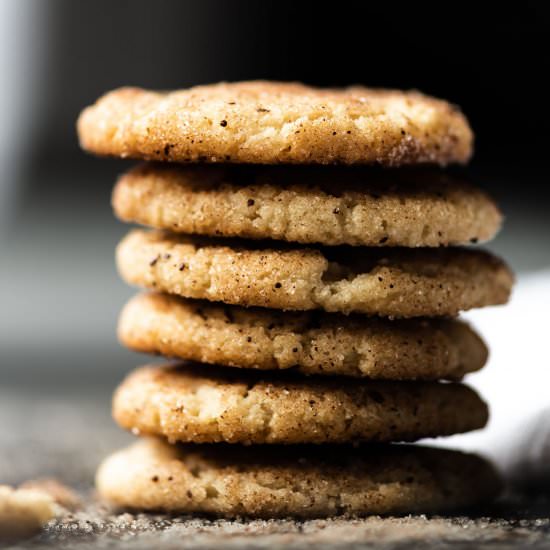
xmin=2 ymin=390 xmax=550 ymax=550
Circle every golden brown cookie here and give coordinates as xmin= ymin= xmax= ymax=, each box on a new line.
xmin=113 ymin=364 xmax=488 ymax=444
xmin=113 ymin=164 xmax=501 ymax=247
xmin=119 ymin=293 xmax=488 ymax=380
xmin=116 ymin=230 xmax=513 ymax=317
xmin=77 ymin=81 xmax=472 ymax=166
xmin=96 ymin=438 xmax=500 ymax=518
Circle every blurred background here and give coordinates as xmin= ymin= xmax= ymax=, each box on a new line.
xmin=0 ymin=0 xmax=548 ymax=485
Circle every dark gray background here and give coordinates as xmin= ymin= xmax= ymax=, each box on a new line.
xmin=0 ymin=0 xmax=548 ymax=394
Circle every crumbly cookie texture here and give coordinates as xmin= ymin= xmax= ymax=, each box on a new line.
xmin=112 ymin=364 xmax=488 ymax=445
xmin=77 ymin=81 xmax=473 ymax=166
xmin=119 ymin=293 xmax=488 ymax=380
xmin=96 ymin=438 xmax=500 ymax=518
xmin=113 ymin=164 xmax=501 ymax=247
xmin=116 ymin=230 xmax=513 ymax=317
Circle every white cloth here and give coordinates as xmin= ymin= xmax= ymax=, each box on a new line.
xmin=432 ymin=269 xmax=550 ymax=477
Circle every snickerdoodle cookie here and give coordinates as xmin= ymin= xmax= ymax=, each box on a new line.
xmin=78 ymin=82 xmax=472 ymax=166
xmin=96 ymin=438 xmax=500 ymax=518
xmin=119 ymin=293 xmax=487 ymax=380
xmin=113 ymin=164 xmax=500 ymax=247
xmin=116 ymin=230 xmax=513 ymax=317
xmin=112 ymin=364 xmax=488 ymax=445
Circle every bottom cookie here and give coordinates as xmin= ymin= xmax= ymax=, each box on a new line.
xmin=96 ymin=438 xmax=500 ymax=518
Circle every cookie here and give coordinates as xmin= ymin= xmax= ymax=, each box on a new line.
xmin=119 ymin=293 xmax=488 ymax=380
xmin=113 ymin=364 xmax=488 ymax=444
xmin=96 ymin=438 xmax=500 ymax=518
xmin=77 ymin=81 xmax=472 ymax=166
xmin=116 ymin=230 xmax=513 ymax=317
xmin=113 ymin=164 xmax=501 ymax=247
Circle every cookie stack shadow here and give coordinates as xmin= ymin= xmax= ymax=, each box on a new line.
xmin=77 ymin=82 xmax=514 ymax=518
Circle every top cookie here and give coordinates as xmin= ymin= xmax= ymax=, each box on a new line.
xmin=77 ymin=81 xmax=473 ymax=166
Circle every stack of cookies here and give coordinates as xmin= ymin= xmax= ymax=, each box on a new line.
xmin=77 ymin=82 xmax=514 ymax=518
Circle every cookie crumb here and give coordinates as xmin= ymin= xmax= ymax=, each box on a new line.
xmin=0 ymin=484 xmax=60 ymax=542
xmin=20 ymin=479 xmax=80 ymax=511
